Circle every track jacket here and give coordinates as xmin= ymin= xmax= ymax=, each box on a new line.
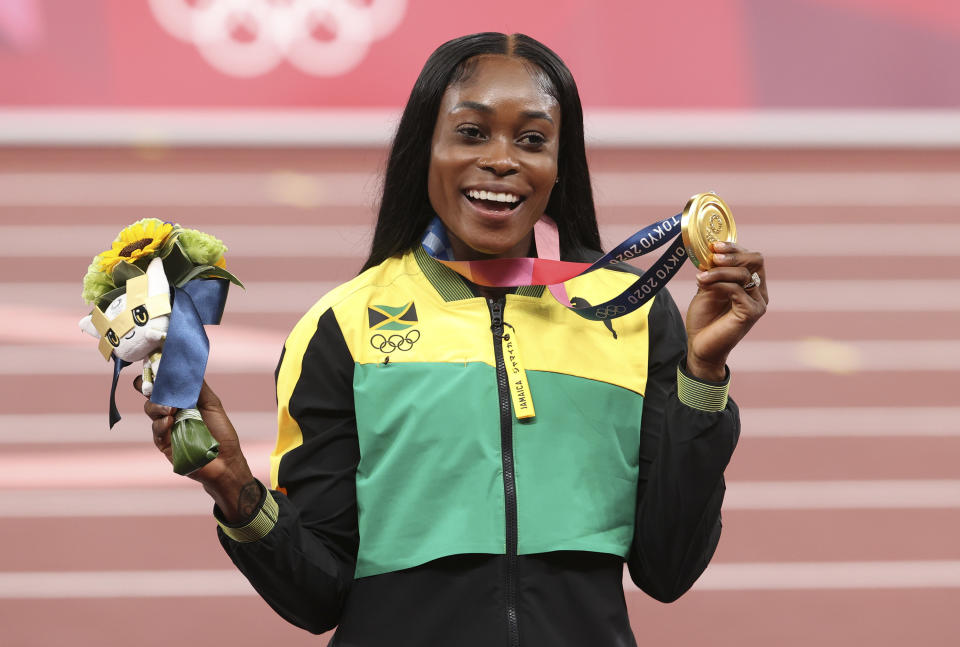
xmin=216 ymin=246 xmax=741 ymax=646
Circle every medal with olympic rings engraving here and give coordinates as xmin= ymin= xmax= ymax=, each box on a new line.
xmin=681 ymin=192 xmax=737 ymax=270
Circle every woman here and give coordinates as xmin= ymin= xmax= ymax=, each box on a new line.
xmin=142 ymin=32 xmax=767 ymax=646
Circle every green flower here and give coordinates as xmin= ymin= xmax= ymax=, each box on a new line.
xmin=178 ymin=228 xmax=228 ymax=267
xmin=81 ymin=258 xmax=117 ymax=305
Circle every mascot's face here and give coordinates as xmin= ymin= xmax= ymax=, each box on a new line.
xmin=79 ymin=257 xmax=171 ymax=362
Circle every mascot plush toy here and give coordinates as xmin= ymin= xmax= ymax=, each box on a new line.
xmin=79 ymin=219 xmax=242 ymax=475
xmin=79 ymin=256 xmax=171 ymax=396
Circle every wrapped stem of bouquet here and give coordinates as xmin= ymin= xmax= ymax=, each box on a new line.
xmin=78 ymin=219 xmax=243 ymax=475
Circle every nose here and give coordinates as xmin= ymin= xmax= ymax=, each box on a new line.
xmin=478 ymin=140 xmax=519 ymax=176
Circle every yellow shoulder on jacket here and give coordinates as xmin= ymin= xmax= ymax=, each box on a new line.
xmin=507 ymin=266 xmax=660 ymax=397
xmin=331 ymin=252 xmax=496 ymax=367
xmin=563 ymin=265 xmax=657 ymax=309
xmin=272 ymin=254 xmax=414 ymax=488
xmin=278 ymin=253 xmax=420 ymax=360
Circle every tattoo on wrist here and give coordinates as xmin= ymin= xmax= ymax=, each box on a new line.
xmin=237 ymin=480 xmax=261 ymax=520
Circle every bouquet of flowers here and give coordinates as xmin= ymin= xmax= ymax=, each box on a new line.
xmin=79 ymin=219 xmax=242 ymax=475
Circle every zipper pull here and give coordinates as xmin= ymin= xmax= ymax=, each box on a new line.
xmin=490 ymin=298 xmax=504 ymax=336
xmin=502 ymin=322 xmax=535 ymax=420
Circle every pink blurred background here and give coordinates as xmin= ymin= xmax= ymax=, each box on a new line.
xmin=1 ymin=2 xmax=958 ymax=646
xmin=1 ymin=0 xmax=958 ymax=108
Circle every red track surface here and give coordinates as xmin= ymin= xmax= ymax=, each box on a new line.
xmin=1 ymin=146 xmax=958 ymax=646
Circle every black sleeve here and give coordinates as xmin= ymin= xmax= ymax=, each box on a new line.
xmin=217 ymin=307 xmax=359 ymax=634
xmin=626 ymin=287 xmax=741 ymax=602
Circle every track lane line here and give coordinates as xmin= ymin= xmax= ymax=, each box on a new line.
xmin=3 ymin=480 xmax=959 ymax=517
xmin=740 ymin=407 xmax=960 ymax=437
xmin=624 ymin=560 xmax=960 ymax=592
xmin=3 ymin=339 xmax=957 ymax=374
xmin=5 ymin=407 xmax=955 ymax=444
xmin=6 ymin=560 xmax=960 ymax=599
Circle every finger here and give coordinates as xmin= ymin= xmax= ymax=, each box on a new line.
xmin=695 ymin=269 xmax=767 ymax=314
xmin=696 ymin=266 xmax=753 ymax=288
xmin=144 ymin=398 xmax=176 ymax=421
xmin=746 ymin=271 xmax=769 ymax=306
xmin=711 ymin=242 xmax=768 ymax=304
xmin=744 ymin=275 xmax=768 ymax=307
xmin=711 ymin=242 xmax=764 ymax=267
xmin=150 ymin=413 xmax=173 ymax=431
xmin=133 ymin=375 xmax=144 ymax=395
xmin=699 ymin=268 xmax=768 ymax=310
xmin=196 ymin=380 xmax=224 ymax=412
xmin=194 ymin=380 xmax=240 ymax=441
xmin=711 ymin=240 xmax=758 ymax=257
xmin=695 ymin=279 xmax=767 ymax=318
xmin=152 ymin=420 xmax=171 ymax=448
xmin=711 ymin=249 xmax=765 ymax=272
xmin=740 ymin=265 xmax=769 ymax=305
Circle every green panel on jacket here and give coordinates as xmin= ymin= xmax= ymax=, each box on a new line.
xmin=354 ymin=361 xmax=506 ymax=578
xmin=353 ymin=361 xmax=643 ymax=578
xmin=514 ymin=370 xmax=642 ymax=557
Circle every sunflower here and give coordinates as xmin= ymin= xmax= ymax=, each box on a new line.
xmin=96 ymin=219 xmax=175 ymax=273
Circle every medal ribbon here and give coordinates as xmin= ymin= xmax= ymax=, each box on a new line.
xmin=421 ymin=214 xmax=689 ymax=321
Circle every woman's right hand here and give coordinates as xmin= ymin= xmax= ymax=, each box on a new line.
xmin=136 ymin=377 xmax=258 ymax=523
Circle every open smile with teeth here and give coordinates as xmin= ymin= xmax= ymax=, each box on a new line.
xmin=464 ymin=189 xmax=524 ymax=212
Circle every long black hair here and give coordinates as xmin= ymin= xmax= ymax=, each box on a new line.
xmin=360 ymin=32 xmax=601 ymax=272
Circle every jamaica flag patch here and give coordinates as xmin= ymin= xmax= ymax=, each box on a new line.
xmin=368 ymin=302 xmax=418 ymax=331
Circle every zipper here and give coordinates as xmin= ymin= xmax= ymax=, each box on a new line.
xmin=489 ymin=297 xmax=520 ymax=647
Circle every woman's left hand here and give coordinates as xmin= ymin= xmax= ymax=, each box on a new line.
xmin=684 ymin=241 xmax=768 ymax=381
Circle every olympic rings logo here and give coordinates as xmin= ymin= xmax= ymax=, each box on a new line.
xmin=593 ymin=305 xmax=626 ymax=320
xmin=370 ymin=329 xmax=420 ymax=352
xmin=708 ymin=213 xmax=724 ymax=234
xmin=148 ymin=0 xmax=406 ymax=78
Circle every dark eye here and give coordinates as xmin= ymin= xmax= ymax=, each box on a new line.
xmin=457 ymin=125 xmax=484 ymax=140
xmin=132 ymin=305 xmax=149 ymax=326
xmin=106 ymin=329 xmax=120 ymax=347
xmin=519 ymin=132 xmax=546 ymax=147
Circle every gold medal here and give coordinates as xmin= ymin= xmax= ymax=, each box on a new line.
xmin=681 ymin=192 xmax=737 ymax=270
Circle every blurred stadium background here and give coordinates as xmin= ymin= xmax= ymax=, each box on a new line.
xmin=1 ymin=1 xmax=958 ymax=645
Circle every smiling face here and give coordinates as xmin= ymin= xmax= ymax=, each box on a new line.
xmin=99 ymin=290 xmax=170 ymax=362
xmin=78 ymin=257 xmax=171 ymax=362
xmin=427 ymin=55 xmax=561 ymax=261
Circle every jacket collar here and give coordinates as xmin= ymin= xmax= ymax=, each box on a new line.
xmin=413 ymin=245 xmax=545 ymax=302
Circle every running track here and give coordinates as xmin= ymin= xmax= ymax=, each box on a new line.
xmin=1 ymin=146 xmax=958 ymax=646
